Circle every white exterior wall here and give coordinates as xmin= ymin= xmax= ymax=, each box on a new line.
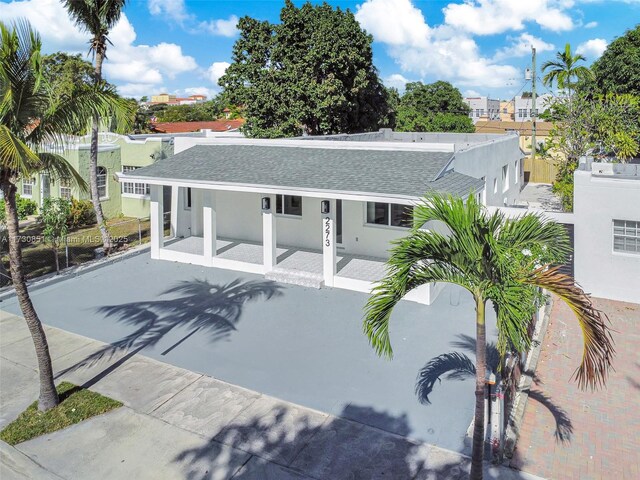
xmin=573 ymin=170 xmax=640 ymax=304
xmin=452 ymin=136 xmax=523 ymax=206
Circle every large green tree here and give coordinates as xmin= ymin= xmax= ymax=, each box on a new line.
xmin=219 ymin=0 xmax=390 ymax=137
xmin=63 ymin=0 xmax=127 ymax=254
xmin=395 ymin=81 xmax=474 ymax=133
xmin=0 ymin=20 xmax=130 ymax=410
xmin=592 ymin=24 xmax=640 ymax=96
xmin=364 ymin=193 xmax=614 ymax=480
xmin=42 ymin=52 xmax=103 ymax=104
xmin=542 ymin=43 xmax=594 ymax=95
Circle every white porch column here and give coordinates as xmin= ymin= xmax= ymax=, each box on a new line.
xmin=322 ymin=200 xmax=336 ymax=287
xmin=262 ymin=195 xmax=277 ymax=271
xmin=150 ymin=185 xmax=164 ymax=259
xmin=203 ymin=190 xmax=217 ymax=262
xmin=170 ymin=186 xmax=179 ymax=238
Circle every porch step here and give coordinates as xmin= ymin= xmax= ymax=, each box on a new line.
xmin=265 ymin=268 xmax=324 ymax=289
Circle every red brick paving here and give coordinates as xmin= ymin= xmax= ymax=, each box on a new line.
xmin=511 ymin=297 xmax=640 ymax=479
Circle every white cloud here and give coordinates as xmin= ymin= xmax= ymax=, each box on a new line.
xmin=148 ymin=0 xmax=192 ymax=25
xmin=493 ymin=33 xmax=555 ymax=60
xmin=443 ymin=0 xmax=574 ymax=35
xmin=207 ymin=62 xmax=230 ymax=85
xmin=197 ymin=16 xmax=239 ymax=37
xmin=356 ymin=0 xmax=520 ymax=90
xmin=180 ymin=86 xmax=217 ymax=99
xmin=384 ymin=73 xmax=411 ymax=91
xmin=0 ymin=0 xmax=88 ymax=52
xmin=356 ymin=0 xmax=429 ymax=48
xmin=117 ymin=83 xmax=160 ymax=98
xmin=584 ymin=21 xmax=598 ymax=28
xmin=576 ymin=38 xmax=608 ymax=58
xmin=464 ymin=89 xmax=482 ymax=97
xmin=1 ymin=1 xmax=199 ymax=99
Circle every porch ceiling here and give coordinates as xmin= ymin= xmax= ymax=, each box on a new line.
xmin=123 ymin=145 xmax=483 ymax=199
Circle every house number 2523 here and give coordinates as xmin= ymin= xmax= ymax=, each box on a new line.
xmin=324 ymin=217 xmax=331 ymax=247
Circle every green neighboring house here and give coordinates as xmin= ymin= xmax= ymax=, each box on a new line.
xmin=17 ymin=132 xmax=174 ymax=219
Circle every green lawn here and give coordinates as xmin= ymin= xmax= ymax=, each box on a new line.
xmin=0 ymin=382 xmax=122 ymax=445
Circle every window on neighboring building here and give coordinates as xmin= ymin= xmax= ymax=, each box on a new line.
xmin=121 ymin=166 xmax=150 ymax=196
xmin=514 ymin=160 xmax=519 ymax=184
xmin=276 ymin=195 xmax=302 ymax=216
xmin=59 ymin=178 xmax=72 ymax=200
xmin=366 ymin=202 xmax=413 ymax=228
xmin=613 ymin=220 xmax=640 ymax=254
xmin=22 ymin=177 xmax=35 ymax=197
xmin=502 ymin=165 xmax=509 ymax=192
xmin=493 ymin=178 xmax=498 ymax=194
xmin=96 ymin=166 xmax=107 ymax=198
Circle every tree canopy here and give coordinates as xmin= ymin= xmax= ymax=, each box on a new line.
xmin=394 ymin=81 xmax=474 ymax=133
xmin=42 ymin=53 xmax=95 ymax=102
xmin=592 ymin=24 xmax=640 ymax=96
xmin=219 ymin=0 xmax=391 ymax=138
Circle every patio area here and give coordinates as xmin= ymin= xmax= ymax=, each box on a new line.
xmin=0 ymin=252 xmax=499 ymax=455
xmin=162 ymin=236 xmax=388 ymax=284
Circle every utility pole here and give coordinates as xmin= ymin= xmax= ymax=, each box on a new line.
xmin=531 ymin=46 xmax=537 ymax=162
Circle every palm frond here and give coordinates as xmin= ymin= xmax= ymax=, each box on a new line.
xmin=37 ymin=152 xmax=87 ymax=192
xmin=526 ymin=266 xmax=615 ymax=389
xmin=0 ymin=124 xmax=40 ymax=176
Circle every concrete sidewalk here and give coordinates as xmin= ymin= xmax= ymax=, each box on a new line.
xmin=0 ymin=312 xmax=543 ymax=480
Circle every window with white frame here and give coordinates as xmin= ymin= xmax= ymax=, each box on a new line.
xmin=276 ymin=195 xmax=302 ymax=216
xmin=97 ymin=166 xmax=107 ymax=199
xmin=514 ymin=160 xmax=519 ymax=184
xmin=366 ymin=202 xmax=413 ymax=228
xmin=613 ymin=220 xmax=640 ymax=254
xmin=59 ymin=178 xmax=72 ymax=200
xmin=502 ymin=164 xmax=509 ymax=192
xmin=493 ymin=178 xmax=498 ymax=194
xmin=121 ymin=166 xmax=150 ymax=196
xmin=22 ymin=177 xmax=35 ymax=197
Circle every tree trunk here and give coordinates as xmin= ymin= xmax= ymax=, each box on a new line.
xmin=90 ymin=44 xmax=112 ymax=254
xmin=2 ymin=181 xmax=59 ymax=411
xmin=470 ymin=297 xmax=487 ymax=480
xmin=53 ymin=246 xmax=59 ymax=274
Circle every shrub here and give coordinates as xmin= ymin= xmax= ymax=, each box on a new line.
xmin=67 ymin=199 xmax=96 ymax=229
xmin=0 ymin=194 xmax=38 ymax=223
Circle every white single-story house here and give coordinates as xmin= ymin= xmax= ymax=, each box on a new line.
xmin=119 ymin=134 xmax=523 ymax=304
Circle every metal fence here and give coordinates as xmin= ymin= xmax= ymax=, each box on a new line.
xmin=0 ymin=213 xmax=171 ymax=285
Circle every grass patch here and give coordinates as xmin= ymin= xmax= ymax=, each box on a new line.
xmin=0 ymin=382 xmax=122 ymax=445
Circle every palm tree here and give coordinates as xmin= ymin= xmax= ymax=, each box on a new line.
xmin=0 ymin=20 xmax=131 ymax=411
xmin=364 ymin=193 xmax=614 ymax=480
xmin=63 ymin=0 xmax=127 ymax=255
xmin=542 ymin=43 xmax=594 ymax=95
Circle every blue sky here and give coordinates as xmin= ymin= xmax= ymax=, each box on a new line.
xmin=1 ymin=0 xmax=639 ymax=100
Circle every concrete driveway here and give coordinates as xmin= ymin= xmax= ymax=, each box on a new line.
xmin=0 ymin=252 xmax=499 ymax=454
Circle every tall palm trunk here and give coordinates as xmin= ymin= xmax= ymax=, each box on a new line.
xmin=470 ymin=297 xmax=487 ymax=480
xmin=90 ymin=44 xmax=112 ymax=254
xmin=1 ymin=180 xmax=59 ymax=411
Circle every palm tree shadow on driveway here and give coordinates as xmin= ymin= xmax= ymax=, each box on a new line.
xmin=55 ymin=278 xmax=283 ymax=383
xmin=415 ymin=334 xmax=573 ymax=443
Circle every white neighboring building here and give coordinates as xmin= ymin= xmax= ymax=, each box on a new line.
xmin=120 ymin=132 xmax=523 ymax=304
xmin=572 ymin=161 xmax=640 ymax=304
xmin=464 ymin=97 xmax=501 ymax=123
xmin=514 ymin=94 xmax=553 ymax=122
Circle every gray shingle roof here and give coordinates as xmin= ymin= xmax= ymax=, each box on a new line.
xmin=126 ymin=145 xmax=483 ymax=198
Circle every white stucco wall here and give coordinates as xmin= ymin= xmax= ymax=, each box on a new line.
xmin=452 ymin=136 xmax=523 ymax=207
xmin=573 ymin=170 xmax=640 ymax=304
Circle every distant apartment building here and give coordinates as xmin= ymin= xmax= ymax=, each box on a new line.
xmin=514 ymin=93 xmax=553 ymax=121
xmin=499 ymin=100 xmax=515 ymax=121
xmin=148 ymin=93 xmax=207 ymax=106
xmin=464 ymin=97 xmax=501 ymax=124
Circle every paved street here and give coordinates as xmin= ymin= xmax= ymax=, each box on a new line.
xmin=0 ymin=252 xmax=500 ymax=454
xmin=511 ymin=298 xmax=640 ymax=479
xmin=0 ymin=313 xmax=541 ymax=480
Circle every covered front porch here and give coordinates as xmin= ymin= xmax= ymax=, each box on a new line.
xmin=149 ymin=186 xmax=437 ymax=304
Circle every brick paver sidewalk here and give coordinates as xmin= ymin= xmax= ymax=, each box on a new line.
xmin=511 ymin=297 xmax=640 ymax=479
